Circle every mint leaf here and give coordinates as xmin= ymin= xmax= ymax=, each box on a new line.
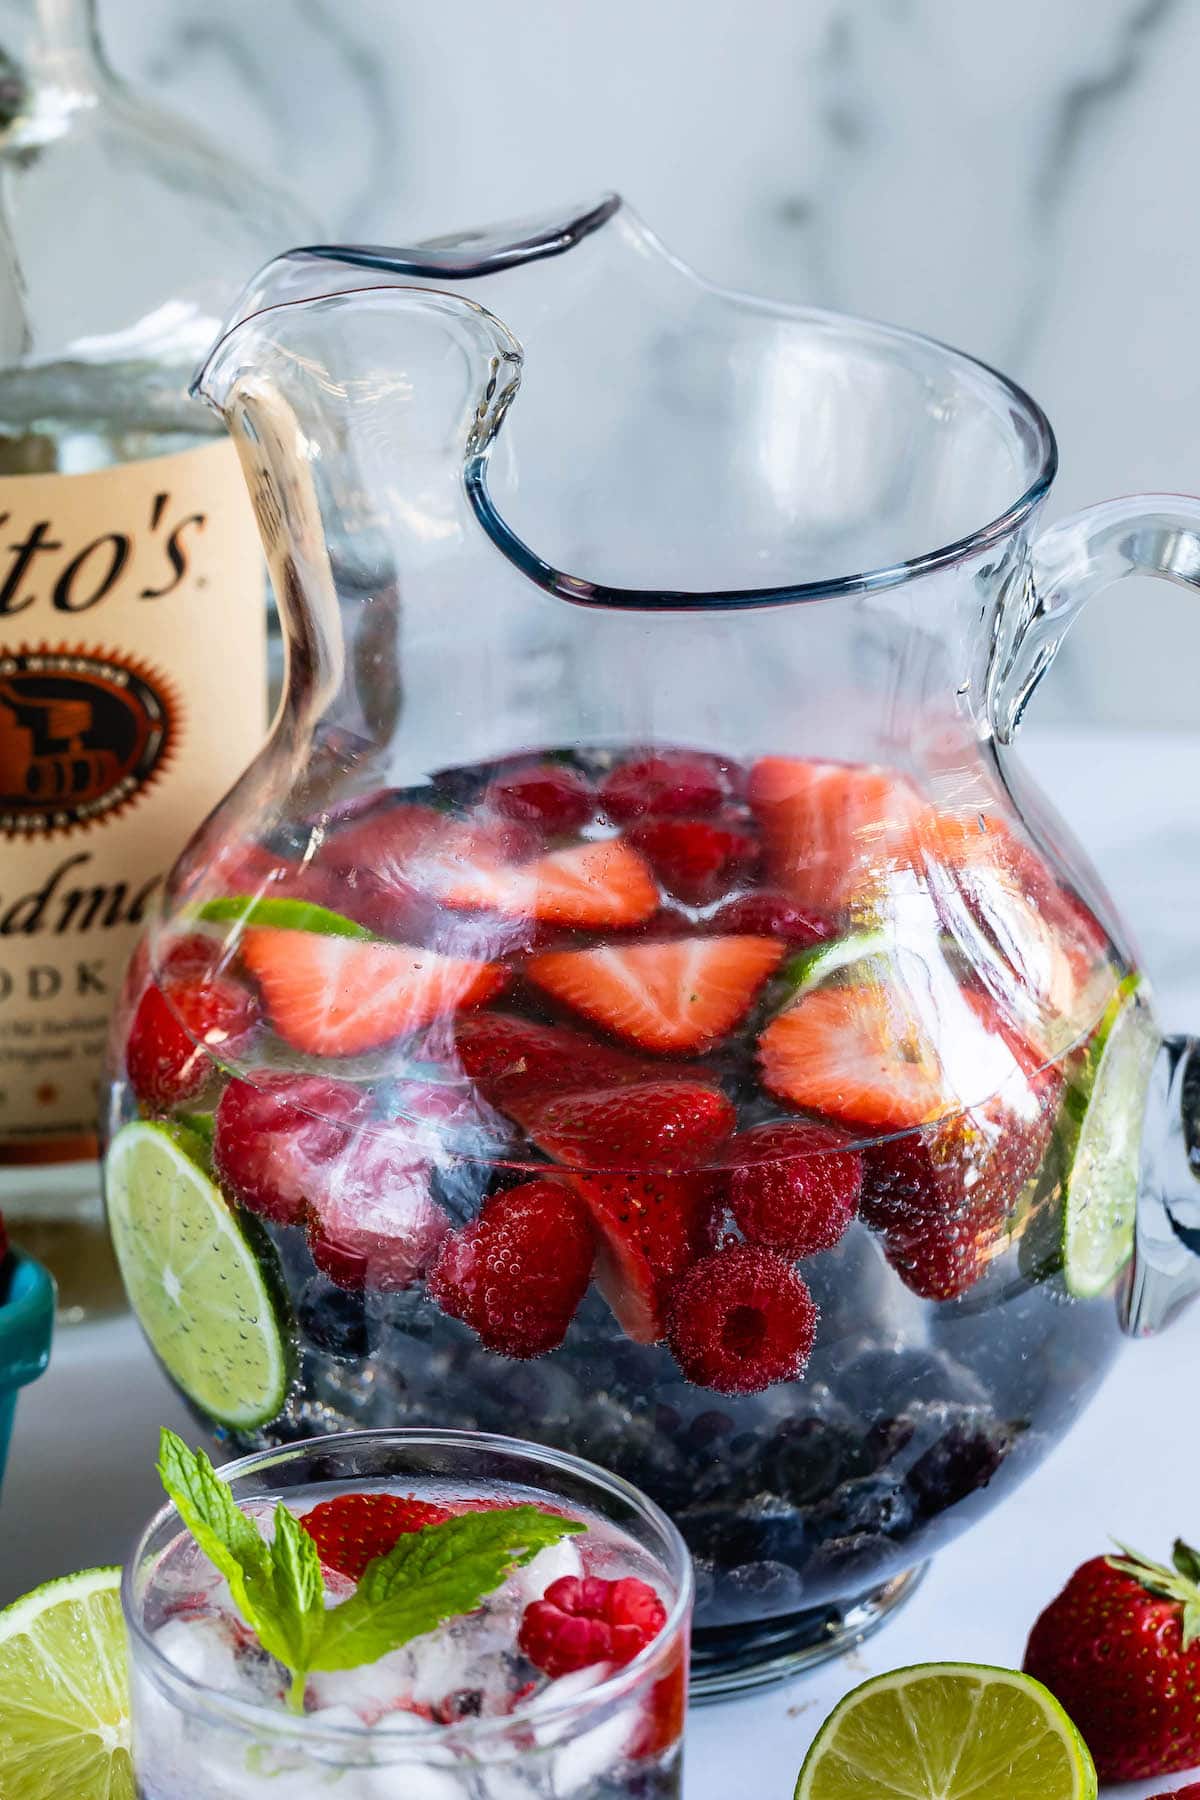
xmin=156 ymin=1430 xmax=273 ymax=1630
xmin=311 ymin=1506 xmax=584 ymax=1674
xmin=266 ymin=1501 xmax=328 ymax=1681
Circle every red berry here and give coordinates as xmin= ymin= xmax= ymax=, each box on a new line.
xmin=518 ymin=1575 xmax=667 ymax=1678
xmin=1024 ymin=1541 xmax=1200 ymax=1782
xmin=601 ymin=752 xmax=730 ymax=825
xmin=453 ymin=1012 xmax=652 ymax=1112
xmin=214 ymin=1072 xmax=369 ymax=1226
xmin=528 ymin=1080 xmax=736 ymax=1171
xmin=629 ymin=1656 xmax=688 ymax=1760
xmin=629 ymin=815 xmax=760 ymax=906
xmin=126 ymin=974 xmax=258 ymax=1111
xmin=725 ymin=1122 xmax=861 ymax=1259
xmin=305 ymin=1130 xmax=450 ymax=1292
xmin=300 ymin=1492 xmax=451 ymax=1581
xmin=428 ymin=1178 xmax=594 ymax=1358
xmin=706 ymin=890 xmax=835 ymax=946
xmin=1148 ymin=1788 xmax=1200 ymax=1798
xmin=488 ymin=764 xmax=596 ymax=832
xmin=572 ymin=1171 xmax=720 ymax=1345
xmin=666 ymin=1243 xmax=818 ymax=1394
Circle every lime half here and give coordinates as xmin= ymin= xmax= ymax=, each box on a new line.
xmin=796 ymin=1662 xmax=1097 ymax=1800
xmin=1062 ymin=982 xmax=1157 ymax=1299
xmin=106 ymin=1120 xmax=292 ymax=1430
xmin=0 ymin=1566 xmax=133 ymax=1799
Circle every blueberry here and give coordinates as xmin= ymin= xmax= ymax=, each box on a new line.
xmin=804 ymin=1531 xmax=898 ymax=1594
xmin=710 ymin=1559 xmax=807 ymax=1624
xmin=768 ymin=1418 xmax=871 ymax=1505
xmin=907 ymin=1421 xmax=1014 ymax=1519
xmin=811 ymin=1474 xmax=914 ymax=1543
xmin=298 ymin=1277 xmax=369 ymax=1361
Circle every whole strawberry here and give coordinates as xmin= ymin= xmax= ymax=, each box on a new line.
xmin=1024 ymin=1538 xmax=1200 ymax=1782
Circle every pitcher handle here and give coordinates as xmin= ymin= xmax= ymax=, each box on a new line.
xmin=991 ymin=493 xmax=1200 ymax=1334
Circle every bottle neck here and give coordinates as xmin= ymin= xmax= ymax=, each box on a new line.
xmin=0 ymin=0 xmax=103 ymax=84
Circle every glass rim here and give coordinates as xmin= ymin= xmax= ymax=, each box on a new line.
xmin=122 ymin=1425 xmax=694 ymax=1751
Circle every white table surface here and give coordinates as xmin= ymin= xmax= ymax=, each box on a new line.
xmin=4 ymin=724 xmax=1200 ymax=1800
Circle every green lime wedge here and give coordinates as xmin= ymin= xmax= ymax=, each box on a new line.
xmin=194 ymin=894 xmax=371 ymax=938
xmin=1061 ymin=979 xmax=1157 ymax=1299
xmin=106 ymin=1120 xmax=293 ymax=1430
xmin=0 ymin=1566 xmax=134 ymax=1799
xmin=779 ymin=930 xmax=890 ymax=1001
xmin=795 ymin=1662 xmax=1097 ymax=1800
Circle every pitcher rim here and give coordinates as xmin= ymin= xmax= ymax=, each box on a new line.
xmin=192 ymin=201 xmax=1060 ymax=609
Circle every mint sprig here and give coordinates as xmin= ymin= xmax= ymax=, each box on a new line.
xmin=157 ymin=1430 xmax=584 ymax=1711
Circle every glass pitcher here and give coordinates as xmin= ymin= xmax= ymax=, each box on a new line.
xmin=101 ymin=196 xmax=1200 ymax=1699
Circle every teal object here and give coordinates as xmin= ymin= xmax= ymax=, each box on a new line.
xmin=0 ymin=1252 xmax=54 ymax=1489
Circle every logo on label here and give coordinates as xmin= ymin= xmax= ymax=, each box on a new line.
xmin=0 ymin=646 xmax=177 ymax=835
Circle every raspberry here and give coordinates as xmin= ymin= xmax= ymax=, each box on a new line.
xmin=518 ymin=1575 xmax=667 ymax=1678
xmin=214 ymin=1071 xmax=368 ymax=1226
xmin=300 ymin=1492 xmax=451 ymax=1581
xmin=125 ymin=973 xmax=258 ymax=1112
xmin=600 ymin=752 xmax=730 ymax=824
xmin=666 ymin=1242 xmax=818 ymax=1394
xmin=705 ymin=890 xmax=835 ymax=946
xmin=488 ymin=764 xmax=596 ymax=832
xmin=428 ymin=1178 xmax=594 ymax=1358
xmin=629 ymin=815 xmax=760 ymax=906
xmin=725 ymin=1122 xmax=862 ymax=1259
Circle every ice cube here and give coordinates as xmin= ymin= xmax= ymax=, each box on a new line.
xmin=526 ymin=1665 xmax=613 ymax=1749
xmin=151 ymin=1613 xmax=282 ymax=1707
xmin=408 ymin=1608 xmax=521 ymax=1717
xmin=308 ymin=1643 xmax=420 ymax=1722
xmin=511 ymin=1537 xmax=584 ymax=1606
xmin=552 ymin=1705 xmax=634 ymax=1796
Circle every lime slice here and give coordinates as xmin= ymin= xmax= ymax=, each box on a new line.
xmin=1061 ymin=980 xmax=1157 ymax=1299
xmin=106 ymin=1121 xmax=293 ymax=1430
xmin=779 ymin=931 xmax=890 ymax=1000
xmin=0 ymin=1566 xmax=134 ymax=1799
xmin=194 ymin=894 xmax=371 ymax=938
xmin=796 ymin=1662 xmax=1097 ymax=1800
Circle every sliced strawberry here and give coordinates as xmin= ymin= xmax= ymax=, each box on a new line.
xmin=628 ymin=815 xmax=760 ymax=906
xmin=518 ymin=1575 xmax=667 ymax=1678
xmin=305 ymin=1130 xmax=450 ymax=1291
xmin=758 ymin=982 xmax=948 ymax=1132
xmin=527 ymin=935 xmax=784 ymax=1053
xmin=240 ymin=928 xmax=505 ymax=1057
xmin=300 ymin=1492 xmax=452 ymax=1581
xmin=436 ymin=838 xmax=658 ymax=930
xmin=326 ymin=800 xmax=537 ymax=875
xmin=570 ymin=1170 xmax=719 ymax=1343
xmin=760 ymin=977 xmax=1053 ymax=1135
xmin=629 ymin=1654 xmax=688 ymax=1759
xmin=666 ymin=1243 xmax=818 ymax=1394
xmin=126 ymin=973 xmax=259 ymax=1111
xmin=453 ymin=1012 xmax=652 ymax=1110
xmin=600 ymin=752 xmax=731 ymax=824
xmin=723 ymin=1121 xmax=862 ymax=1259
xmin=748 ymin=756 xmax=924 ymax=911
xmin=705 ymin=890 xmax=836 ymax=946
xmin=428 ymin=1178 xmax=594 ymax=1358
xmin=488 ymin=763 xmax=596 ymax=832
xmin=213 ymin=1072 xmax=368 ymax=1226
xmin=528 ymin=1080 xmax=736 ymax=1171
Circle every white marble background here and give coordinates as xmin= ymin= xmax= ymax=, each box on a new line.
xmin=101 ymin=0 xmax=1200 ymax=729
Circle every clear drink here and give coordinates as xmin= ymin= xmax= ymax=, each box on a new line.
xmin=104 ymin=743 xmax=1139 ymax=1693
xmin=123 ymin=1429 xmax=691 ymax=1800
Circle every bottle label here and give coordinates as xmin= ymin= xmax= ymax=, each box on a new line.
xmin=0 ymin=438 xmax=266 ymax=1161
